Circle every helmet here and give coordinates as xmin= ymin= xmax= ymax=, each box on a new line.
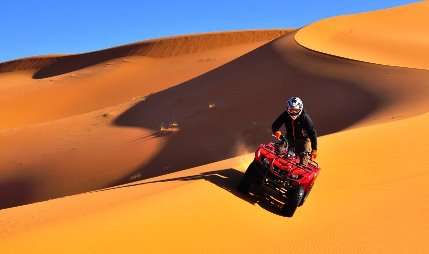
xmin=287 ymin=97 xmax=303 ymax=120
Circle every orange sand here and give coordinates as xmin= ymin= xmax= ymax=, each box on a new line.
xmin=1 ymin=2 xmax=429 ymax=253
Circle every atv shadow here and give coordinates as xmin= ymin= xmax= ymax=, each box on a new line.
xmin=99 ymin=168 xmax=287 ymax=216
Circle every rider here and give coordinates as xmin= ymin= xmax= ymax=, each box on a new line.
xmin=272 ymin=97 xmax=318 ymax=165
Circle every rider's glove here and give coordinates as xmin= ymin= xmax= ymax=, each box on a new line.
xmin=311 ymin=150 xmax=317 ymax=160
xmin=288 ymin=147 xmax=295 ymax=157
xmin=274 ymin=131 xmax=282 ymax=140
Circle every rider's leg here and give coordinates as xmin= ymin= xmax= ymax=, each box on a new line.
xmin=296 ymin=138 xmax=311 ymax=166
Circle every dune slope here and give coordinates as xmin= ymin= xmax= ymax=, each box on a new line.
xmin=1 ymin=112 xmax=428 ymax=253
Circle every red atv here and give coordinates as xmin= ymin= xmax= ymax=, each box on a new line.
xmin=238 ymin=135 xmax=320 ymax=217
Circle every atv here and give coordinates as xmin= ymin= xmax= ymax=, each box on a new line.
xmin=238 ymin=134 xmax=320 ymax=217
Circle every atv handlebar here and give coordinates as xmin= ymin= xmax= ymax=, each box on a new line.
xmin=272 ymin=134 xmax=287 ymax=142
xmin=271 ymin=135 xmax=319 ymax=167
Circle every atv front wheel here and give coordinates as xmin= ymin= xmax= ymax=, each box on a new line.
xmin=238 ymin=161 xmax=261 ymax=194
xmin=299 ymin=185 xmax=313 ymax=207
xmin=281 ymin=186 xmax=305 ymax=217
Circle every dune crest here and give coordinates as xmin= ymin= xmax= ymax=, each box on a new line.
xmin=295 ymin=1 xmax=429 ymax=70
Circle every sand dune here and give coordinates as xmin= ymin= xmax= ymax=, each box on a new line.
xmin=1 ymin=2 xmax=429 ymax=253
xmin=0 ymin=30 xmax=287 ymax=129
xmin=2 ymin=30 xmax=429 ymax=210
xmin=295 ymin=1 xmax=429 ymax=69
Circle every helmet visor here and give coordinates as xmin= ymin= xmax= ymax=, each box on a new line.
xmin=287 ymin=107 xmax=301 ymax=116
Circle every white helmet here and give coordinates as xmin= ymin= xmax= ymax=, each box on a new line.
xmin=287 ymin=97 xmax=303 ymax=120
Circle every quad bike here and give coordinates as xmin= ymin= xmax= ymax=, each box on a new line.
xmin=238 ymin=134 xmax=320 ymax=217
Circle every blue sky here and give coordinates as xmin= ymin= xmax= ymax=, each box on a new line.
xmin=1 ymin=0 xmax=417 ymax=62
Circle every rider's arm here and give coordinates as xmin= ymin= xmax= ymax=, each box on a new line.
xmin=271 ymin=112 xmax=287 ymax=133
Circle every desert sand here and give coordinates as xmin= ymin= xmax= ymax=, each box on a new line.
xmin=0 ymin=2 xmax=428 ymax=254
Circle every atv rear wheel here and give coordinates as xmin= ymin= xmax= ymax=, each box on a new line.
xmin=281 ymin=186 xmax=305 ymax=217
xmin=238 ymin=161 xmax=261 ymax=194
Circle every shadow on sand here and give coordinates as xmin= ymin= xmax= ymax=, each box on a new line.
xmin=0 ymin=175 xmax=37 ymax=210
xmin=111 ymin=33 xmax=381 ymax=186
xmin=99 ymin=168 xmax=285 ymax=216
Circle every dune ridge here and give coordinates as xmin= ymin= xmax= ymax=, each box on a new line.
xmin=0 ymin=30 xmax=287 ymax=77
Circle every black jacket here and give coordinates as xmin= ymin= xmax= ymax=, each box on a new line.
xmin=271 ymin=110 xmax=317 ymax=150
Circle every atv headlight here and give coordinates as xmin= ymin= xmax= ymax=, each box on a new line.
xmin=263 ymin=158 xmax=270 ymax=167
xmin=256 ymin=149 xmax=261 ymax=158
xmin=289 ymin=174 xmax=302 ymax=180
